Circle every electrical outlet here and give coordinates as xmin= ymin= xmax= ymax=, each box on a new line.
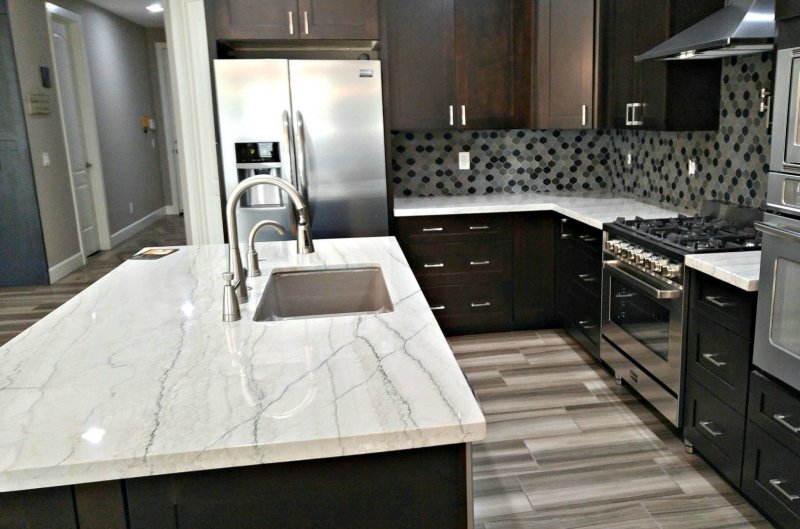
xmin=688 ymin=159 xmax=697 ymax=176
xmin=626 ymin=153 xmax=632 ymax=166
xmin=42 ymin=152 xmax=50 ymax=167
xmin=458 ymin=152 xmax=470 ymax=170
xmin=129 ymin=202 xmax=134 ymax=214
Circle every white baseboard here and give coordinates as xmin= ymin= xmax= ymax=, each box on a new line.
xmin=110 ymin=207 xmax=167 ymax=248
xmin=49 ymin=252 xmax=84 ymax=283
xmin=165 ymin=205 xmax=181 ymax=215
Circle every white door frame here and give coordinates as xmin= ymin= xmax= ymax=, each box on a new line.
xmin=164 ymin=0 xmax=224 ymax=245
xmin=155 ymin=41 xmax=182 ymax=215
xmin=45 ymin=3 xmax=112 ymax=253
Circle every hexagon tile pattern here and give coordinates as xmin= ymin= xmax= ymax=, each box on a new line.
xmin=391 ymin=53 xmax=773 ymax=212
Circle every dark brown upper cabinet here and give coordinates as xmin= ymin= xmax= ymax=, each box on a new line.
xmin=385 ymin=0 xmax=532 ymax=131
xmin=215 ymin=0 xmax=379 ymax=41
xmin=598 ymin=0 xmax=723 ymax=131
xmin=536 ymin=0 xmax=597 ymax=129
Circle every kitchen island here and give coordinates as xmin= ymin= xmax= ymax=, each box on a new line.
xmin=0 ymin=237 xmax=485 ymax=528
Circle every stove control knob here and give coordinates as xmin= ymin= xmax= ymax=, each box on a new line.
xmin=606 ymin=239 xmax=621 ymax=252
xmin=662 ymin=263 xmax=682 ymax=279
xmin=649 ymin=257 xmax=666 ymax=273
xmin=629 ymin=248 xmax=644 ymax=261
xmin=637 ymin=251 xmax=652 ymax=265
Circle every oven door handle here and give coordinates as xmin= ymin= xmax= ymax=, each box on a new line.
xmin=756 ymin=221 xmax=800 ymax=243
xmin=604 ymin=261 xmax=682 ymax=300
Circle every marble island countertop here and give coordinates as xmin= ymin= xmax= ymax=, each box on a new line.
xmin=0 ymin=237 xmax=485 ymax=493
xmin=394 ymin=193 xmax=762 ymax=290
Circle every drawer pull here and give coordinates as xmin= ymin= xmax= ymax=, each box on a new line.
xmin=578 ymin=234 xmax=597 ymax=243
xmin=422 ymin=227 xmax=444 ymax=232
xmin=424 ymin=263 xmax=444 ymax=269
xmin=702 ymin=353 xmax=727 ymax=368
xmin=578 ymin=320 xmax=596 ymax=329
xmin=698 ymin=420 xmax=724 ymax=437
xmin=578 ymin=274 xmax=597 ymax=283
xmin=769 ymin=479 xmax=800 ymax=502
xmin=469 ymin=225 xmax=490 ymax=231
xmin=705 ymin=295 xmax=732 ymax=308
xmin=470 ymin=260 xmax=490 ymax=266
xmin=430 ymin=305 xmax=446 ymax=311
xmin=774 ymin=414 xmax=800 ymax=434
xmin=471 ymin=302 xmax=491 ymax=308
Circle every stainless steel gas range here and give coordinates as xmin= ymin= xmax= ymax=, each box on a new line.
xmin=600 ymin=209 xmax=762 ymax=426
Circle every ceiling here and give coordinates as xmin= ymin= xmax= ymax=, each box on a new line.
xmin=84 ymin=0 xmax=165 ymax=28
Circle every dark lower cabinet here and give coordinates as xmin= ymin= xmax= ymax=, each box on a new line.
xmin=0 ymin=486 xmax=77 ymax=529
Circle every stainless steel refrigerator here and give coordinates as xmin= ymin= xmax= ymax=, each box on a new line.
xmin=213 ymin=59 xmax=389 ymax=245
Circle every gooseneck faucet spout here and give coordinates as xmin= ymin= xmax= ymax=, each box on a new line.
xmin=223 ymin=176 xmax=314 ymax=321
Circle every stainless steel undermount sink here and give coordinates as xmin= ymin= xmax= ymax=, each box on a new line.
xmin=253 ymin=266 xmax=395 ymax=322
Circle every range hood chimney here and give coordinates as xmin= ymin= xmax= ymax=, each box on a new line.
xmin=635 ymin=0 xmax=775 ymax=61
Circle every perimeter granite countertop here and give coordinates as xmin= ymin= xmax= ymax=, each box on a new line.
xmin=393 ymin=193 xmax=684 ymax=229
xmin=0 ymin=237 xmax=485 ymax=493
xmin=685 ymin=251 xmax=762 ymax=291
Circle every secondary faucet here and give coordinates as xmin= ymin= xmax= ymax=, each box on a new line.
xmin=223 ymin=176 xmax=314 ymax=322
xmin=247 ymin=220 xmax=286 ymax=278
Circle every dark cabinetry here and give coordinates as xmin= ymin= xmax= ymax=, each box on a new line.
xmin=555 ymin=217 xmax=602 ymax=356
xmin=395 ymin=213 xmax=555 ymax=336
xmin=536 ymin=0 xmax=597 ymax=129
xmin=215 ymin=0 xmax=378 ymax=41
xmin=597 ymin=0 xmax=722 ymax=131
xmin=683 ymin=271 xmax=757 ymax=487
xmin=385 ymin=0 xmax=531 ymax=131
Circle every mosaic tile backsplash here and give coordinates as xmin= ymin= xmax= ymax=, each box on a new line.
xmin=391 ymin=53 xmax=774 ymax=212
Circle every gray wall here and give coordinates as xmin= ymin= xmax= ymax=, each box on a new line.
xmin=0 ymin=1 xmax=49 ymax=286
xmin=53 ymin=0 xmax=165 ymax=234
xmin=7 ymin=0 xmax=81 ymax=269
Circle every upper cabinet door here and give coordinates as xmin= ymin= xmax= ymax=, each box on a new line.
xmin=215 ymin=0 xmax=300 ymax=40
xmin=536 ymin=0 xmax=596 ymax=129
xmin=599 ymin=0 xmax=638 ymax=129
xmin=634 ymin=0 xmax=669 ymax=130
xmin=386 ymin=0 xmax=456 ymax=130
xmin=454 ymin=0 xmax=531 ymax=129
xmin=297 ymin=0 xmax=379 ymax=39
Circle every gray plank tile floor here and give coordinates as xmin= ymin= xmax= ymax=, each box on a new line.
xmin=450 ymin=330 xmax=773 ymax=529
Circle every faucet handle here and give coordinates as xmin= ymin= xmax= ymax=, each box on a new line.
xmin=222 ymin=272 xmax=241 ymax=322
xmin=222 ymin=272 xmax=235 ymax=286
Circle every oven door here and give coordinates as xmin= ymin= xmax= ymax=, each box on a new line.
xmin=754 ymin=214 xmax=800 ymax=391
xmin=602 ymin=261 xmax=684 ymax=395
xmin=771 ymin=47 xmax=800 ymax=177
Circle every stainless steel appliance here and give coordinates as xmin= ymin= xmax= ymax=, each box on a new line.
xmin=602 ymin=211 xmax=762 ymax=426
xmin=214 ymin=59 xmax=389 ymax=246
xmin=753 ymin=45 xmax=800 ymax=392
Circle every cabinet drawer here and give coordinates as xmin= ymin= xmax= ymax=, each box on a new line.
xmin=396 ymin=214 xmax=513 ymax=244
xmin=686 ymin=310 xmax=752 ymax=415
xmin=558 ymin=217 xmax=602 ymax=255
xmin=563 ymin=239 xmax=602 ymax=297
xmin=684 ymin=377 xmax=745 ymax=486
xmin=405 ymin=240 xmax=512 ymax=286
xmin=748 ymin=370 xmax=800 ymax=456
xmin=691 ymin=273 xmax=756 ymax=336
xmin=425 ymin=283 xmax=514 ymax=336
xmin=743 ymin=423 xmax=800 ymax=529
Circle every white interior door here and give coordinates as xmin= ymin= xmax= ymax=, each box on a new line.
xmin=157 ymin=43 xmax=182 ymax=212
xmin=51 ymin=20 xmax=100 ymax=256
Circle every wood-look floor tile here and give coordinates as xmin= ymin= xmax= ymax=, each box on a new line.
xmin=499 ymin=364 xmax=598 ymax=388
xmin=643 ymin=496 xmax=770 ymax=529
xmin=457 ymin=349 xmax=531 ymax=370
xmin=482 ymin=410 xmax=580 ymax=443
xmin=472 ymin=440 xmax=539 ymax=478
xmin=483 ymin=501 xmax=659 ymax=529
xmin=449 ymin=331 xmax=547 ymax=354
xmin=476 ymin=384 xmax=600 ymax=414
xmin=472 ymin=476 xmax=534 ymax=519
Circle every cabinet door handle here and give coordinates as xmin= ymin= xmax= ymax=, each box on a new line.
xmin=705 ymin=295 xmax=732 ymax=308
xmin=578 ymin=320 xmax=596 ymax=329
xmin=449 ymin=105 xmax=454 ymax=126
xmin=769 ymin=479 xmax=800 ymax=502
xmin=303 ymin=11 xmax=310 ymax=34
xmin=578 ymin=274 xmax=597 ymax=283
xmin=469 ymin=225 xmax=490 ymax=231
xmin=470 ymin=260 xmax=490 ymax=266
xmin=288 ymin=11 xmax=294 ymax=34
xmin=422 ymin=227 xmax=443 ymax=232
xmin=702 ymin=353 xmax=727 ymax=368
xmin=423 ymin=263 xmax=444 ymax=269
xmin=430 ymin=305 xmax=446 ymax=311
xmin=774 ymin=414 xmax=800 ymax=434
xmin=461 ymin=105 xmax=467 ymax=126
xmin=698 ymin=420 xmax=723 ymax=437
xmin=625 ymin=103 xmax=633 ymax=126
xmin=631 ymin=103 xmax=644 ymax=126
xmin=581 ymin=104 xmax=588 ymax=127
xmin=578 ymin=234 xmax=597 ymax=243
xmin=471 ymin=301 xmax=491 ymax=308
xmin=560 ymin=218 xmax=571 ymax=239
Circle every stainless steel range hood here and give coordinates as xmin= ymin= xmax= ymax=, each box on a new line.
xmin=635 ymin=0 xmax=775 ymax=61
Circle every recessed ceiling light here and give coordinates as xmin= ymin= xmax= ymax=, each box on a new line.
xmin=146 ymin=3 xmax=164 ymax=13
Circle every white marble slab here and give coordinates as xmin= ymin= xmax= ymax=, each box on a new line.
xmin=685 ymin=251 xmax=762 ymax=292
xmin=394 ymin=193 xmax=686 ymax=229
xmin=0 ymin=237 xmax=485 ymax=493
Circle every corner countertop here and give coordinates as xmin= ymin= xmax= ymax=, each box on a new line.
xmin=0 ymin=237 xmax=485 ymax=493
xmin=393 ymin=193 xmax=683 ymax=229
xmin=685 ymin=251 xmax=762 ymax=292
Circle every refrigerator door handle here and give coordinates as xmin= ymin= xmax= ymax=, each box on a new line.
xmin=281 ymin=110 xmax=296 ymax=188
xmin=294 ymin=110 xmax=310 ymax=220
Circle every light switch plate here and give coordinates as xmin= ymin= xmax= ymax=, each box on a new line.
xmin=459 ymin=152 xmax=470 ymax=170
xmin=688 ymin=159 xmax=697 ymax=176
xmin=42 ymin=152 xmax=50 ymax=167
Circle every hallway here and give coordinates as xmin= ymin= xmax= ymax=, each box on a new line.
xmin=0 ymin=215 xmax=185 ymax=347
